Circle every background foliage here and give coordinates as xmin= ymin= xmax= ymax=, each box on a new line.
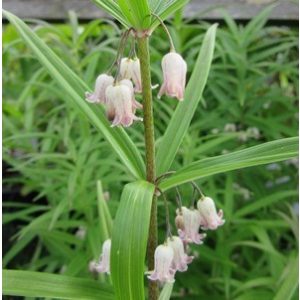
xmin=3 ymin=7 xmax=299 ymax=299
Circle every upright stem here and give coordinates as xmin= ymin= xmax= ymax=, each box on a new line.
xmin=137 ymin=36 xmax=158 ymax=300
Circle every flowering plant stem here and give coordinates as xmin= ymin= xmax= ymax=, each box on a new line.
xmin=137 ymin=36 xmax=158 ymax=300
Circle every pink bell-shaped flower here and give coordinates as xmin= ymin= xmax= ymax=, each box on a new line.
xmin=120 ymin=57 xmax=133 ymax=79
xmin=158 ymin=52 xmax=187 ymax=101
xmin=119 ymin=79 xmax=143 ymax=111
xmin=95 ymin=239 xmax=111 ymax=274
xmin=147 ymin=244 xmax=175 ymax=283
xmin=105 ymin=82 xmax=142 ymax=127
xmin=167 ymin=236 xmax=194 ymax=272
xmin=177 ymin=207 xmax=206 ymax=245
xmin=197 ymin=197 xmax=225 ymax=230
xmin=85 ymin=74 xmax=114 ymax=104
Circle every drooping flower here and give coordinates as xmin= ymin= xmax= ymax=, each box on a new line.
xmin=158 ymin=52 xmax=187 ymax=101
xmin=167 ymin=236 xmax=193 ymax=272
xmin=94 ymin=239 xmax=111 ymax=274
xmin=105 ymin=82 xmax=142 ymax=127
xmin=119 ymin=79 xmax=143 ymax=111
xmin=85 ymin=74 xmax=114 ymax=104
xmin=131 ymin=58 xmax=142 ymax=93
xmin=197 ymin=197 xmax=225 ymax=230
xmin=147 ymin=244 xmax=175 ymax=283
xmin=120 ymin=57 xmax=133 ymax=79
xmin=177 ymin=207 xmax=206 ymax=245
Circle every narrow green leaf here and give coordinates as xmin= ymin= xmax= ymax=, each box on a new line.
xmin=3 ymin=270 xmax=114 ymax=300
xmin=274 ymin=256 xmax=299 ymax=300
xmin=91 ymin=0 xmax=130 ymax=28
xmin=156 ymin=24 xmax=217 ymax=175
xmin=111 ymin=181 xmax=155 ymax=300
xmin=234 ymin=190 xmax=298 ymax=218
xmin=97 ymin=180 xmax=113 ymax=240
xmin=150 ymin=0 xmax=189 ymax=30
xmin=159 ymin=137 xmax=298 ymax=191
xmin=3 ymin=10 xmax=145 ymax=179
xmin=3 ymin=234 xmax=35 ymax=267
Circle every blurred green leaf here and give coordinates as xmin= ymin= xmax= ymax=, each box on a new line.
xmin=274 ymin=256 xmax=299 ymax=300
xmin=3 ymin=270 xmax=114 ymax=299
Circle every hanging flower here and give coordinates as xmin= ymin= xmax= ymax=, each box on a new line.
xmin=105 ymin=82 xmax=142 ymax=127
xmin=177 ymin=207 xmax=206 ymax=244
xmin=120 ymin=57 xmax=133 ymax=79
xmin=85 ymin=74 xmax=114 ymax=104
xmin=119 ymin=79 xmax=143 ymax=111
xmin=158 ymin=52 xmax=187 ymax=101
xmin=147 ymin=244 xmax=175 ymax=283
xmin=94 ymin=239 xmax=111 ymax=274
xmin=131 ymin=58 xmax=142 ymax=93
xmin=167 ymin=236 xmax=194 ymax=272
xmin=197 ymin=197 xmax=225 ymax=230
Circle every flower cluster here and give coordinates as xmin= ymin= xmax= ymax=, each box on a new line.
xmin=85 ymin=50 xmax=187 ymax=127
xmin=147 ymin=196 xmax=225 ymax=283
xmin=85 ymin=59 xmax=143 ymax=127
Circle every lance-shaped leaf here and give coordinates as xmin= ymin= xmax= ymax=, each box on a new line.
xmin=111 ymin=181 xmax=155 ymax=300
xmin=156 ymin=24 xmax=217 ymax=175
xmin=159 ymin=137 xmax=298 ymax=191
xmin=149 ymin=0 xmax=189 ymax=30
xmin=118 ymin=0 xmax=151 ymax=29
xmin=3 ymin=270 xmax=114 ymax=300
xmin=91 ymin=0 xmax=130 ymax=28
xmin=3 ymin=10 xmax=145 ymax=179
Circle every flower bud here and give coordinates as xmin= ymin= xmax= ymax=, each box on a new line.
xmin=95 ymin=239 xmax=111 ymax=274
xmin=177 ymin=207 xmax=206 ymax=245
xmin=197 ymin=197 xmax=225 ymax=230
xmin=158 ymin=52 xmax=187 ymax=101
xmin=167 ymin=236 xmax=193 ymax=272
xmin=147 ymin=244 xmax=175 ymax=283
xmin=105 ymin=83 xmax=142 ymax=127
xmin=85 ymin=74 xmax=114 ymax=104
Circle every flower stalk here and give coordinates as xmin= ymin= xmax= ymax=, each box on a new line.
xmin=137 ymin=36 xmax=158 ymax=300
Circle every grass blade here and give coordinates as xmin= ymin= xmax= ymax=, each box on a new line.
xmin=274 ymin=256 xmax=299 ymax=300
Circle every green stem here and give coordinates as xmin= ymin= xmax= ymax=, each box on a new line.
xmin=137 ymin=36 xmax=158 ymax=300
